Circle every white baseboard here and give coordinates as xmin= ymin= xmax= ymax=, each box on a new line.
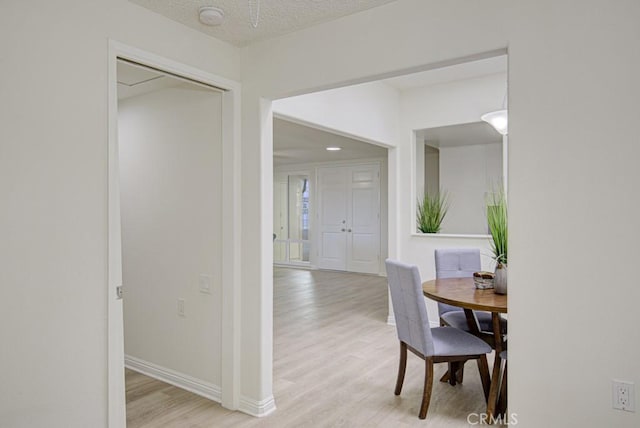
xmin=125 ymin=355 xmax=221 ymax=403
xmin=273 ymin=263 xmax=317 ymax=270
xmin=238 ymin=394 xmax=277 ymax=417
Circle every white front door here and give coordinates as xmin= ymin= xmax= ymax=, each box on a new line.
xmin=317 ymin=166 xmax=349 ymax=270
xmin=318 ymin=163 xmax=380 ymax=274
xmin=347 ymin=164 xmax=380 ymax=274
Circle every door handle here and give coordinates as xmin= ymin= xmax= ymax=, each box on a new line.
xmin=341 ymin=228 xmax=346 ymax=232
xmin=347 ymin=229 xmax=352 ymax=232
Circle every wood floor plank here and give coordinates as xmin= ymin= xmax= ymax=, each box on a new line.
xmin=126 ymin=267 xmax=500 ymax=427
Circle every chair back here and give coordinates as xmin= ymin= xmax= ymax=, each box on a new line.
xmin=434 ymin=249 xmax=481 ymax=316
xmin=386 ymin=259 xmax=434 ymax=357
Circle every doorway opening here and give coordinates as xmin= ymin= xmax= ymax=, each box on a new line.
xmin=117 ymin=56 xmax=224 ymax=407
xmin=108 ymin=43 xmax=241 ymax=426
xmin=265 ymin=52 xmax=508 ymax=415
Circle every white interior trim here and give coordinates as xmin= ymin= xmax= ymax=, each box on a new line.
xmin=107 ymin=41 xmax=126 ymax=428
xmin=238 ymin=394 xmax=277 ymax=417
xmin=107 ymin=40 xmax=242 ymax=427
xmin=411 ymin=233 xmax=492 ymax=239
xmin=125 ymin=355 xmax=222 ymax=403
xmin=503 ymin=134 xmax=509 ymax=198
xmin=258 ymin=97 xmax=276 ymax=413
xmin=273 ymin=262 xmax=317 ymax=270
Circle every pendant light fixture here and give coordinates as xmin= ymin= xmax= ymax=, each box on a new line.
xmin=482 ymin=86 xmax=508 ymax=135
xmin=481 ymin=109 xmax=508 ymax=136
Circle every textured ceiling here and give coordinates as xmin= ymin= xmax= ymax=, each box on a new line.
xmin=274 ymin=118 xmax=387 ymax=166
xmin=130 ymin=0 xmax=399 ymax=46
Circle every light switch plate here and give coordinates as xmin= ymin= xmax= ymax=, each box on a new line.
xmin=199 ymin=274 xmax=212 ymax=294
xmin=178 ymin=298 xmax=185 ymax=317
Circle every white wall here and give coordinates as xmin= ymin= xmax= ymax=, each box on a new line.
xmin=401 ymin=73 xmax=507 ymax=133
xmin=241 ymin=0 xmax=640 ymax=426
xmin=119 ymin=85 xmax=223 ymax=390
xmin=0 ymin=1 xmax=239 ymax=427
xmin=439 ymin=142 xmax=502 ymax=234
xmin=507 ymin=2 xmax=640 ymax=425
xmin=424 ymin=149 xmax=440 ymax=196
xmin=273 ymin=81 xmax=400 ymax=147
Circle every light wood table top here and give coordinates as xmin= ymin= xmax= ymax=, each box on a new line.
xmin=422 ymin=277 xmax=507 ymax=314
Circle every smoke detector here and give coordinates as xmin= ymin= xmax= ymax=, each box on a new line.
xmin=199 ymin=6 xmax=225 ymax=26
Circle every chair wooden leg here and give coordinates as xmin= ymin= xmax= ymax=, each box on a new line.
xmin=394 ymin=342 xmax=407 ymax=395
xmin=457 ymin=361 xmax=465 ymax=383
xmin=487 ymin=352 xmax=503 ymax=418
xmin=448 ymin=362 xmax=457 ymax=386
xmin=477 ymin=354 xmax=491 ymax=402
xmin=498 ymin=360 xmax=508 ymax=415
xmin=419 ymin=357 xmax=434 ymax=419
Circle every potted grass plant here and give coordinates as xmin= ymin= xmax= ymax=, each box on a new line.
xmin=416 ymin=190 xmax=449 ymax=234
xmin=487 ymin=190 xmax=508 ymax=294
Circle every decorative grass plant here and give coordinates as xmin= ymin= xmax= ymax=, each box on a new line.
xmin=416 ymin=190 xmax=449 ymax=233
xmin=487 ymin=191 xmax=508 ymax=266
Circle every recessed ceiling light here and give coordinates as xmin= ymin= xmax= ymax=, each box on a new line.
xmin=326 ymin=147 xmax=342 ymax=151
xmin=199 ymin=6 xmax=225 ymax=26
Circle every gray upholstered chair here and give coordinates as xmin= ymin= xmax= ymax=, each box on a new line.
xmin=435 ymin=248 xmax=503 ymax=333
xmin=385 ymin=259 xmax=492 ymax=420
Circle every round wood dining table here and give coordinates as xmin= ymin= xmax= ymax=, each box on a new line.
xmin=422 ymin=277 xmax=507 ymax=418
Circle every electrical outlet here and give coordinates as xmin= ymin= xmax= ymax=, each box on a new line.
xmin=199 ymin=274 xmax=212 ymax=294
xmin=178 ymin=298 xmax=185 ymax=317
xmin=612 ymin=380 xmax=635 ymax=412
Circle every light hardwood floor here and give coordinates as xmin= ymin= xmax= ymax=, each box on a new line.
xmin=126 ymin=267 xmax=495 ymax=427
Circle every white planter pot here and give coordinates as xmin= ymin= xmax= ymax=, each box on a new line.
xmin=494 ymin=264 xmax=508 ymax=295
